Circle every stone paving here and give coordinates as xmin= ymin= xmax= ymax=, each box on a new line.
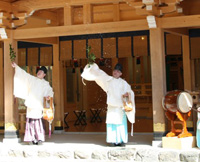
xmin=0 ymin=133 xmax=200 ymax=162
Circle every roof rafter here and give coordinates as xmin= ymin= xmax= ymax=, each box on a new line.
xmin=12 ymin=14 xmax=200 ymax=40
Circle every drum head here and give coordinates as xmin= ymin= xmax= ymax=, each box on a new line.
xmin=162 ymin=97 xmax=167 ymax=111
xmin=177 ymin=92 xmax=193 ymax=113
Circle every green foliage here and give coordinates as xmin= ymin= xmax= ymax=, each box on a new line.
xmin=87 ymin=45 xmax=96 ymax=67
xmin=9 ymin=44 xmax=16 ymax=62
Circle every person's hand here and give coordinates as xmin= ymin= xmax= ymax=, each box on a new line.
xmin=11 ymin=62 xmax=17 ymax=68
xmin=123 ymin=92 xmax=129 ymax=97
xmin=45 ymin=96 xmax=50 ymax=100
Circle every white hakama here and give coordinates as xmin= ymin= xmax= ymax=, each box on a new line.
xmin=81 ymin=63 xmax=135 ymax=144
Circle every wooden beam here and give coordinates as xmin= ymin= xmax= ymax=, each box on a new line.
xmin=135 ymin=6 xmax=159 ymax=16
xmin=14 ymin=12 xmax=28 ymax=19
xmin=13 ymin=19 xmax=148 ymax=39
xmin=159 ymin=4 xmax=177 ymax=15
xmin=158 ymin=14 xmax=200 ymax=28
xmin=123 ymin=1 xmax=143 ymax=8
xmin=0 ymin=1 xmax=12 ymax=12
xmin=11 ymin=19 xmax=27 ymax=28
xmin=71 ymin=0 xmax=124 ymax=5
xmin=0 ymin=18 xmax=10 ymax=28
xmin=164 ymin=28 xmax=189 ymax=36
xmin=164 ymin=0 xmax=183 ymax=4
xmin=32 ymin=10 xmax=58 ymax=23
xmin=19 ymin=37 xmax=58 ymax=45
xmin=13 ymin=0 xmax=124 ymax=11
xmin=0 ymin=12 xmax=10 ymax=19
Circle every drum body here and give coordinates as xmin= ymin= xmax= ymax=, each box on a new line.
xmin=162 ymin=90 xmax=193 ymax=114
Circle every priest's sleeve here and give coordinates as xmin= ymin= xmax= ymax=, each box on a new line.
xmin=81 ymin=63 xmax=112 ymax=92
xmin=13 ymin=65 xmax=33 ymax=100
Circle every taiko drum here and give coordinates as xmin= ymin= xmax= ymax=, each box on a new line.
xmin=162 ymin=90 xmax=193 ymax=114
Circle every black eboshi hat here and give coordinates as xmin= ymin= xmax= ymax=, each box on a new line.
xmin=114 ymin=63 xmax=123 ymax=72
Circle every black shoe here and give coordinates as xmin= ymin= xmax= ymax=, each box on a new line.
xmin=114 ymin=143 xmax=121 ymax=146
xmin=32 ymin=141 xmax=38 ymax=145
xmin=114 ymin=143 xmax=126 ymax=147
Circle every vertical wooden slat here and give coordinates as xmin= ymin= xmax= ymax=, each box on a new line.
xmin=113 ymin=3 xmax=120 ymax=21
xmin=64 ymin=5 xmax=73 ymax=26
xmin=103 ymin=38 xmax=116 ymax=58
xmin=112 ymin=58 xmax=118 ymax=70
xmin=63 ymin=61 xmax=67 ymax=111
xmin=83 ymin=3 xmax=92 ymax=24
xmin=191 ymin=60 xmax=195 ymax=90
xmin=118 ymin=37 xmax=131 ymax=58
xmin=59 ymin=62 xmax=64 ymax=128
xmin=132 ymin=58 xmax=136 ymax=84
xmin=140 ymin=56 xmax=145 ymax=83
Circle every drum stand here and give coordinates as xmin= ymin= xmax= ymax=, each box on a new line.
xmin=165 ymin=111 xmax=192 ymax=138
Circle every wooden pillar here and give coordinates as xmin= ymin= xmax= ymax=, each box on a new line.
xmin=150 ymin=28 xmax=166 ymax=140
xmin=0 ymin=42 xmax=4 ymax=126
xmin=182 ymin=35 xmax=196 ymax=133
xmin=52 ymin=41 xmax=63 ymax=131
xmin=182 ymin=35 xmax=192 ymax=91
xmin=3 ymin=37 xmax=19 ymax=142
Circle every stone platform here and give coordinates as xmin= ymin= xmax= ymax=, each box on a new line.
xmin=0 ymin=133 xmax=200 ymax=162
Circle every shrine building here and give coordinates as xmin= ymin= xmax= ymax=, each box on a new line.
xmin=0 ymin=0 xmax=200 ymax=142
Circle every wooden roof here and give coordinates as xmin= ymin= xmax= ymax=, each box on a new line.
xmin=0 ymin=0 xmax=200 ymax=40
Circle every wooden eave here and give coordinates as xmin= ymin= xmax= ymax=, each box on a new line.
xmin=0 ymin=0 xmax=200 ymax=40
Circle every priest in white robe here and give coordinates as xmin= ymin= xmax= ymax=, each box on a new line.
xmin=12 ymin=63 xmax=54 ymax=145
xmin=81 ymin=63 xmax=135 ymax=146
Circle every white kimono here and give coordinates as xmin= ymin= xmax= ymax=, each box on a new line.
xmin=14 ymin=65 xmax=54 ymax=119
xmin=81 ymin=63 xmax=135 ymax=125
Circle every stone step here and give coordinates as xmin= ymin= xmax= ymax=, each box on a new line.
xmin=0 ymin=142 xmax=200 ymax=162
xmin=0 ymin=133 xmax=200 ymax=162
